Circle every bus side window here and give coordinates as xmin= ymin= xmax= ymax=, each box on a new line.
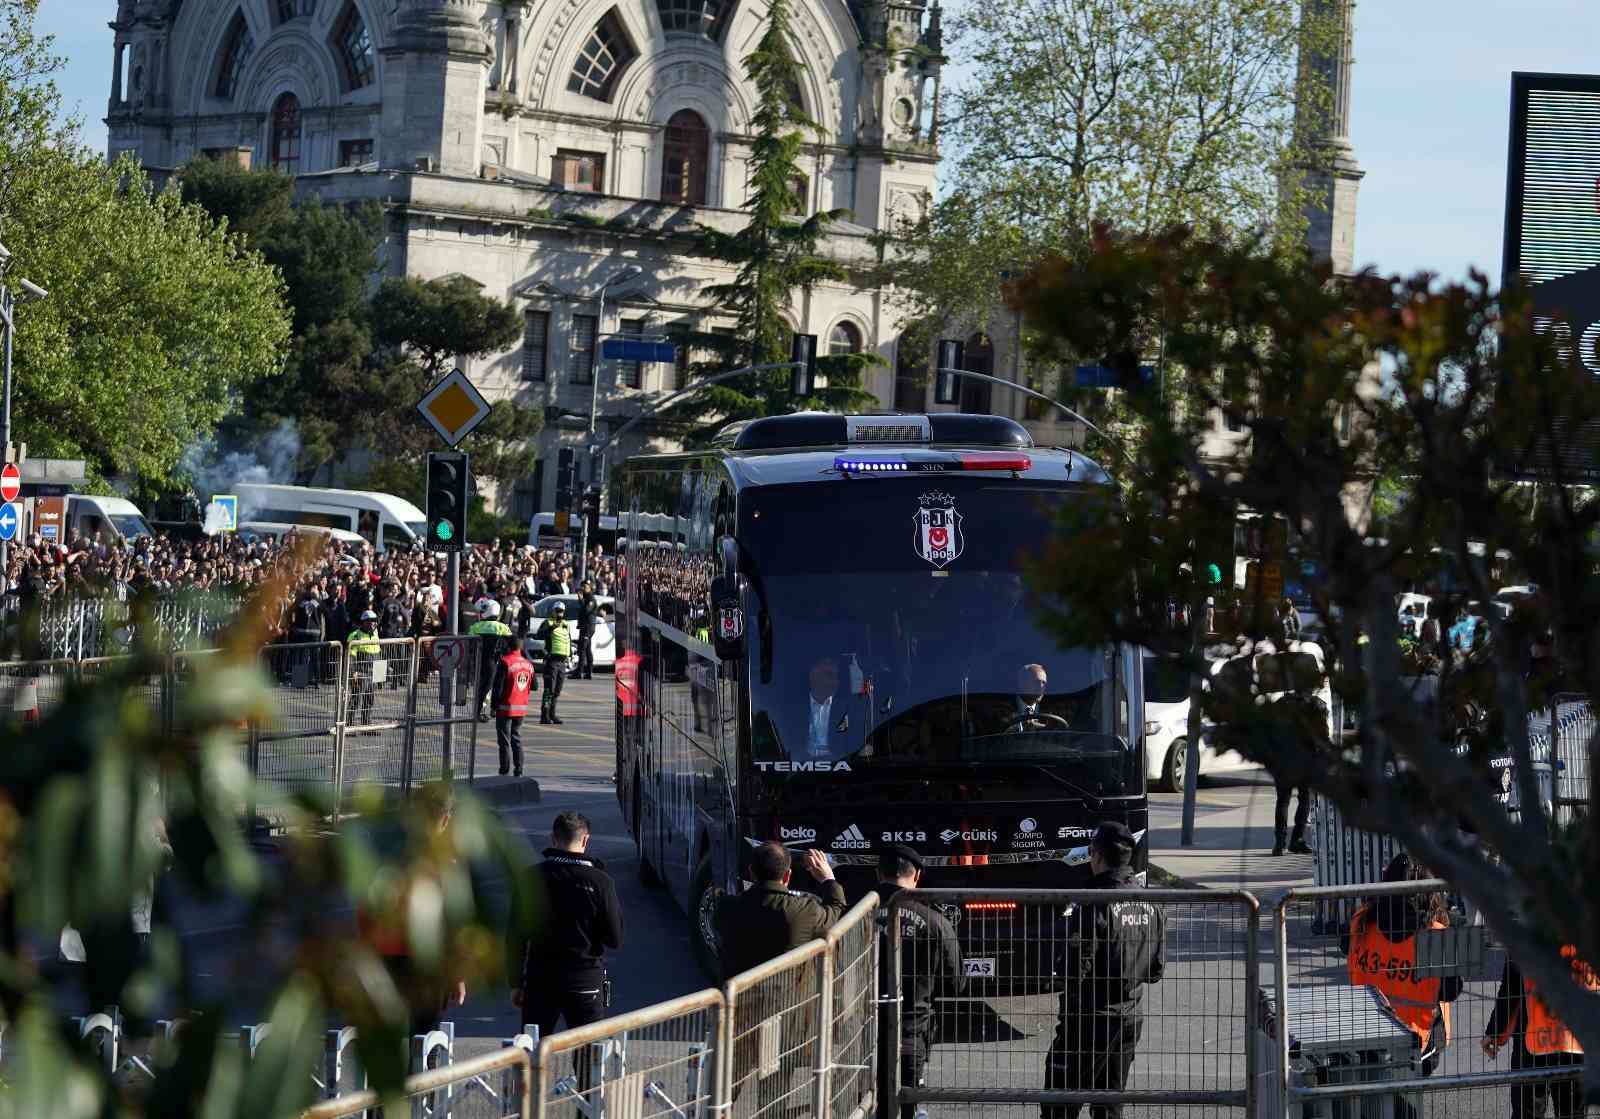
xmin=382 ymin=522 xmax=411 ymax=553
xmin=358 ymin=509 xmax=379 ymax=545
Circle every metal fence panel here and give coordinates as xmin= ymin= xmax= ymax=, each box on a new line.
xmin=724 ymin=940 xmax=829 ymax=1119
xmin=303 ymin=1045 xmax=533 ymax=1119
xmin=532 ymin=989 xmax=724 ymax=1119
xmin=411 ymin=635 xmax=485 ymax=786
xmin=255 ymin=642 xmax=344 ymax=795
xmin=1549 ymin=695 xmax=1593 ymax=828
xmin=1274 ymin=882 xmax=1582 ymax=1119
xmin=340 ymin=638 xmax=418 ymax=798
xmin=826 ymin=895 xmax=879 ymax=1119
xmin=892 ymin=888 xmax=1259 ymax=1119
xmin=0 ymin=657 xmax=76 ymax=727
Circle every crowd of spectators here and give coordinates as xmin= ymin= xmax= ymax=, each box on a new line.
xmin=2 ymin=528 xmax=619 ymax=647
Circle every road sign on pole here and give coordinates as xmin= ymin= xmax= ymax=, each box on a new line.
xmin=0 ymin=502 xmax=18 ymax=542
xmin=0 ymin=463 xmax=19 ymax=503
xmin=432 ymin=637 xmax=465 ymax=671
xmin=417 ymin=368 xmax=493 ymax=447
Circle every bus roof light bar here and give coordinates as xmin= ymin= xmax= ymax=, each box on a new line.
xmin=833 ymin=453 xmax=1032 ymax=474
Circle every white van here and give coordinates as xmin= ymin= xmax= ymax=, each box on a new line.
xmin=66 ymin=494 xmax=156 ymax=542
xmin=529 ymin=512 xmax=618 ymax=553
xmin=232 ymin=484 xmax=426 ymax=553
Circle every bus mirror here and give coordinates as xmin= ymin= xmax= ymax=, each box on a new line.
xmin=710 ymin=575 xmax=746 ymax=659
xmin=718 ymin=535 xmax=739 ymax=581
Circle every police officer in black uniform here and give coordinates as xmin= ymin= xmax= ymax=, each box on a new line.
xmin=716 ymin=842 xmax=846 ymax=977
xmin=876 ymin=844 xmax=964 ymax=1119
xmin=575 ymin=580 xmax=599 ymax=679
xmin=1044 ymin=822 xmax=1165 ymax=1119
xmin=515 ymin=811 xmax=623 ymax=1087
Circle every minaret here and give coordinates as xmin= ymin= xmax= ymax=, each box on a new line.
xmin=1295 ymin=0 xmax=1363 ymax=275
xmin=380 ymin=0 xmax=491 ymax=176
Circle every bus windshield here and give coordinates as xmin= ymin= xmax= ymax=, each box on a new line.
xmin=741 ymin=479 xmax=1137 ymax=797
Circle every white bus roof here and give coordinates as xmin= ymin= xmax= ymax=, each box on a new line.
xmin=232 ymin=483 xmax=425 ymax=522
xmin=68 ymin=494 xmax=145 ymax=516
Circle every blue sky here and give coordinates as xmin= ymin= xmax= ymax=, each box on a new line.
xmin=32 ymin=0 xmax=1600 ymax=287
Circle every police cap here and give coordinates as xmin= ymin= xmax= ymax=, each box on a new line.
xmin=1092 ymin=821 xmax=1137 ymax=852
xmin=878 ymin=843 xmax=924 ymax=874
xmin=360 ymin=609 xmax=378 ymax=621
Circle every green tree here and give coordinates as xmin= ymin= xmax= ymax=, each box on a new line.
xmin=1010 ymin=225 xmax=1600 ymax=1074
xmin=668 ymin=0 xmax=878 ymax=442
xmin=178 ymin=160 xmax=540 ymax=494
xmin=885 ymin=0 xmax=1338 ymax=417
xmin=0 ymin=6 xmax=289 ymax=487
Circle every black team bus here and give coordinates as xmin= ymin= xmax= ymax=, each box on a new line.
xmin=613 ymin=412 xmax=1148 ymax=979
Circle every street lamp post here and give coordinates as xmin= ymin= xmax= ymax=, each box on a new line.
xmin=581 ymin=264 xmax=642 ymax=581
xmin=0 ymin=240 xmax=48 ymax=582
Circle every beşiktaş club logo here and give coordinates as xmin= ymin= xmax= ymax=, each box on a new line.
xmin=939 ymin=828 xmax=998 ymax=844
xmin=832 ymin=824 xmax=871 ymax=850
xmin=914 ymin=492 xmax=964 ymax=569
xmin=780 ymin=826 xmax=817 ymax=845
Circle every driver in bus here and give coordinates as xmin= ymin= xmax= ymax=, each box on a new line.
xmin=1014 ymin=663 xmax=1051 ymax=729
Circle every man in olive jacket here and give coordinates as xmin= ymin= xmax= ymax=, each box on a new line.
xmin=716 ymin=843 xmax=846 ymax=977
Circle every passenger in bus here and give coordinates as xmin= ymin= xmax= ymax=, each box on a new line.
xmin=805 ymin=656 xmax=850 ymax=759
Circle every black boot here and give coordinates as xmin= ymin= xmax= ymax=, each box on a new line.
xmin=1289 ymin=834 xmax=1313 ymax=855
xmin=1271 ymin=836 xmax=1286 ymax=857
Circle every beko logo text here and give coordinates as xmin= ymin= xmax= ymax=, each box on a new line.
xmin=781 ymin=826 xmax=817 ymax=841
xmin=883 ymin=830 xmax=928 ymax=842
xmin=940 ymin=829 xmax=998 ymax=843
xmin=755 ymin=760 xmax=853 ymax=772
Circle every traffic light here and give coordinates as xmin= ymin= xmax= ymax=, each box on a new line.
xmin=555 ymin=447 xmax=576 ymax=514
xmin=426 ymin=450 xmax=469 ymax=551
xmin=790 ymin=333 xmax=818 ymax=397
xmin=581 ymin=484 xmax=602 ymax=520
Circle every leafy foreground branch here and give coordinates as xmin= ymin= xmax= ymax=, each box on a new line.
xmin=0 ymin=567 xmax=538 ymax=1117
xmin=1014 ymin=225 xmax=1600 ymax=1088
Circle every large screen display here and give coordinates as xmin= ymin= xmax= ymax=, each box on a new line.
xmin=1502 ymin=72 xmax=1600 ymax=480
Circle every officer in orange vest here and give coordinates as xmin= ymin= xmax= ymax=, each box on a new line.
xmin=1484 ymin=944 xmax=1594 ymax=1119
xmin=1344 ymin=854 xmax=1462 ymax=1081
xmin=490 ymin=636 xmax=536 ymax=777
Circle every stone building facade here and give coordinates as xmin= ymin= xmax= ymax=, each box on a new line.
xmin=106 ymin=0 xmax=945 ymax=516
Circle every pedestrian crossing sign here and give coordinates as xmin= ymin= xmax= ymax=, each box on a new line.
xmin=208 ymin=494 xmax=238 ymax=533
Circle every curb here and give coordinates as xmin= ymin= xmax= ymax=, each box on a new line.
xmin=469 ymin=777 xmax=543 ymax=806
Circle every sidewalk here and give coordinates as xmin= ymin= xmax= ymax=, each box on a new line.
xmin=1147 ymin=775 xmax=1314 ymax=907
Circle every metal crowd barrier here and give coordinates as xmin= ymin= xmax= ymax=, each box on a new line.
xmin=1 ymin=636 xmax=485 ymax=812
xmin=1273 ymin=881 xmax=1582 ymax=1119
xmin=886 ymin=888 xmax=1261 ymax=1119
xmin=1548 ymin=695 xmax=1593 ymax=829
xmin=303 ymin=1046 xmax=533 ymax=1119
xmin=3 ymin=593 xmax=240 ymax=660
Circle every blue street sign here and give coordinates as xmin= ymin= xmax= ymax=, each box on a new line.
xmin=1074 ymin=364 xmax=1158 ymax=388
xmin=601 ymin=339 xmax=678 ymax=363
xmin=0 ymin=503 xmax=18 ymax=542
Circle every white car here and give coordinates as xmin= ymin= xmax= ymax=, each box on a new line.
xmin=1143 ymin=652 xmax=1258 ymax=792
xmin=523 ymin=594 xmax=616 ymax=670
xmin=1204 ymin=639 xmax=1335 ymax=763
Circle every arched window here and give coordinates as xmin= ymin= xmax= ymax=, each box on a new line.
xmin=567 ymin=11 xmax=636 ymax=101
xmin=276 ymin=0 xmax=315 ymax=22
xmin=271 ymin=93 xmax=302 ymax=174
xmin=828 ymin=321 xmax=862 ymax=357
xmin=333 ymin=3 xmax=375 ymax=90
xmin=660 ymin=110 xmax=709 ymax=206
xmin=656 ymin=0 xmax=732 ymax=40
xmin=783 ymin=72 xmax=806 ymax=120
xmin=961 ymin=332 xmax=994 ymax=413
xmin=214 ymin=12 xmax=255 ymax=100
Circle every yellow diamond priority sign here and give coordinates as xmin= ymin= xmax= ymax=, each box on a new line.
xmin=417 ymin=368 xmax=492 ymax=447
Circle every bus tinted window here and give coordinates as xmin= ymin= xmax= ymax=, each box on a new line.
xmin=741 ymin=479 xmax=1136 ymax=796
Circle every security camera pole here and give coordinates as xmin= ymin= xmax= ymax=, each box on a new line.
xmin=0 ymin=240 xmax=49 ymax=579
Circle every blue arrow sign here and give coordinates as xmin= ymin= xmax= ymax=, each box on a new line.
xmin=601 ymin=339 xmax=678 ymax=363
xmin=1074 ymin=364 xmax=1158 ymax=388
xmin=0 ymin=502 xmax=18 ymax=542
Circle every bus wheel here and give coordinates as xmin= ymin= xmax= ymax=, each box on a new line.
xmin=634 ymin=779 xmax=661 ymax=888
xmin=1157 ymin=738 xmax=1188 ymax=794
xmin=691 ymin=858 xmax=723 ymax=983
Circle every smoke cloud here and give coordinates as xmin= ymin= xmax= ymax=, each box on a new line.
xmin=181 ymin=421 xmax=303 ymax=533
